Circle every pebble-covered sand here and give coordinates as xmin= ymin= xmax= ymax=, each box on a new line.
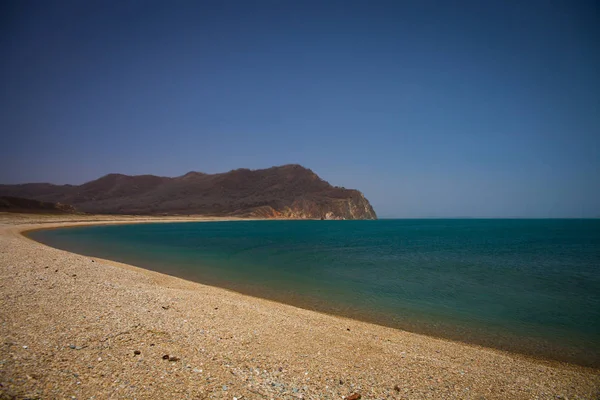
xmin=1 ymin=213 xmax=599 ymax=399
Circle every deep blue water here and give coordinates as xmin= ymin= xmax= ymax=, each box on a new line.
xmin=30 ymin=219 xmax=600 ymax=366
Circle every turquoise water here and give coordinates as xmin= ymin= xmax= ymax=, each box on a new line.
xmin=30 ymin=219 xmax=600 ymax=366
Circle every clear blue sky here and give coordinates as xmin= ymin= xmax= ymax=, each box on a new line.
xmin=1 ymin=0 xmax=599 ymax=217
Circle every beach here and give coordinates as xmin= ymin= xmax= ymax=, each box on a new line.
xmin=1 ymin=214 xmax=598 ymax=399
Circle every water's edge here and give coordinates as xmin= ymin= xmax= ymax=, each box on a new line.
xmin=23 ymin=221 xmax=600 ymax=369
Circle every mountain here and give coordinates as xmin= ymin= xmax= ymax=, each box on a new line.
xmin=0 ymin=165 xmax=377 ymax=219
xmin=0 ymin=196 xmax=78 ymax=214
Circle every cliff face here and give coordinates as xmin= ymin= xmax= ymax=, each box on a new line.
xmin=0 ymin=165 xmax=377 ymax=220
xmin=237 ymin=192 xmax=376 ymax=220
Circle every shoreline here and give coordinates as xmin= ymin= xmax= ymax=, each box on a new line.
xmin=1 ymin=213 xmax=599 ymax=399
xmin=26 ymin=222 xmax=599 ymax=368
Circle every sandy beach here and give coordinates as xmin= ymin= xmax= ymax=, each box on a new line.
xmin=1 ymin=214 xmax=598 ymax=399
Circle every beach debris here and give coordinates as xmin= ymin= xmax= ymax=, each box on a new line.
xmin=162 ymin=354 xmax=170 ymax=360
xmin=134 ymin=350 xmax=141 ymax=355
xmin=394 ymin=384 xmax=400 ymax=391
xmin=168 ymin=355 xmax=180 ymax=362
xmin=22 ymin=345 xmax=28 ymax=349
xmin=339 ymin=379 xmax=344 ymax=385
xmin=162 ymin=305 xmax=170 ymax=310
xmin=91 ymin=259 xmax=95 ymax=262
xmin=344 ymin=394 xmax=361 ymax=400
xmin=222 ymin=385 xmax=228 ymax=391
xmin=347 ymin=328 xmax=350 ymax=331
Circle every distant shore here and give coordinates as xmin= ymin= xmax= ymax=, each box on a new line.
xmin=1 ymin=213 xmax=599 ymax=399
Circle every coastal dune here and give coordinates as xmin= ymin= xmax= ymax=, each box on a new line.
xmin=1 ymin=214 xmax=598 ymax=399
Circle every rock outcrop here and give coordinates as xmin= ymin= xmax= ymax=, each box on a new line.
xmin=0 ymin=165 xmax=377 ymax=219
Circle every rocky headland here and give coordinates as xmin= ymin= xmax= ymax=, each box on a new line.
xmin=0 ymin=165 xmax=376 ymax=220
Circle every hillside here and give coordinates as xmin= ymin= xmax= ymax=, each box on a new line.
xmin=0 ymin=165 xmax=377 ymax=219
xmin=0 ymin=196 xmax=78 ymax=214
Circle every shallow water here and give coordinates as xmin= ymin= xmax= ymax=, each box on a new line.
xmin=30 ymin=219 xmax=600 ymax=366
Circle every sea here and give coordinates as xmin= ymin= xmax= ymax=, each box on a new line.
xmin=29 ymin=219 xmax=600 ymax=367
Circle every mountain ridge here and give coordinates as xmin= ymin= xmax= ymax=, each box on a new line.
xmin=0 ymin=165 xmax=377 ymax=219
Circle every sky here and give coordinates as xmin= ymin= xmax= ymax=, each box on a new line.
xmin=1 ymin=0 xmax=599 ymax=218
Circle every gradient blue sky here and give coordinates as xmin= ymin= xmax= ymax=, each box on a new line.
xmin=1 ymin=0 xmax=599 ymax=217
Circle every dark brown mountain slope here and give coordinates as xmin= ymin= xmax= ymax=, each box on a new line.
xmin=0 ymin=196 xmax=78 ymax=214
xmin=0 ymin=165 xmax=377 ymax=219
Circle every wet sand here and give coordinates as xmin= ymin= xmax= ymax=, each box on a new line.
xmin=1 ymin=213 xmax=599 ymax=399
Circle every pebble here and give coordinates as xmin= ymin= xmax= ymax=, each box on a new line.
xmin=134 ymin=350 xmax=141 ymax=355
xmin=345 ymin=393 xmax=361 ymax=400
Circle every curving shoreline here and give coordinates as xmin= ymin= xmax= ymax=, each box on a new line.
xmin=27 ymin=219 xmax=600 ymax=369
xmin=1 ymin=213 xmax=599 ymax=399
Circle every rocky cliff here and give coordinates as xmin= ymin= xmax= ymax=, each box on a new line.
xmin=0 ymin=165 xmax=377 ymax=220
